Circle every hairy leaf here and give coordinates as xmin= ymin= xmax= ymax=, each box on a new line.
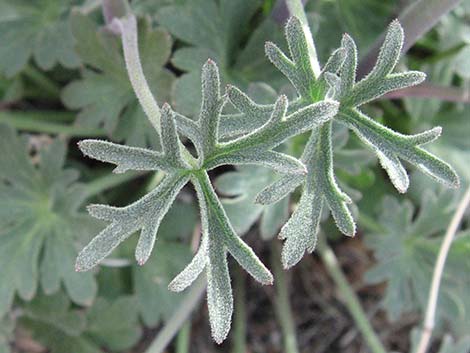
xmin=260 ymin=16 xmax=459 ymax=267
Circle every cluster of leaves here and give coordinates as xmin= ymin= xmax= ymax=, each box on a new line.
xmin=71 ymin=7 xmax=460 ymax=345
xmin=0 ymin=0 xmax=468 ymax=351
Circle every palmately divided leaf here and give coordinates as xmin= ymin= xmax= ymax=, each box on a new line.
xmin=156 ymin=0 xmax=284 ymax=115
xmin=0 ymin=0 xmax=80 ymax=77
xmin=365 ymin=191 xmax=470 ymax=334
xmin=0 ymin=124 xmax=100 ymax=315
xmin=19 ymin=291 xmax=142 ymax=353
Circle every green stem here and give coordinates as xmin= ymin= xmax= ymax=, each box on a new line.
xmin=175 ymin=320 xmax=191 ymax=353
xmin=145 ymin=276 xmax=206 ymax=353
xmin=271 ymin=242 xmax=300 ymax=353
xmin=23 ymin=65 xmax=60 ymax=98
xmin=285 ymin=0 xmax=321 ymax=77
xmin=232 ymin=268 xmax=247 ymax=353
xmin=84 ymin=171 xmax=146 ymax=199
xmin=317 ymin=238 xmax=387 ymax=353
xmin=0 ymin=111 xmax=106 ymax=136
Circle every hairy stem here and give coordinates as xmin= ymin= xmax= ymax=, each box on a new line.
xmin=84 ymin=171 xmax=146 ymax=199
xmin=232 ymin=267 xmax=247 ymax=353
xmin=415 ymin=185 xmax=470 ymax=353
xmin=115 ymin=15 xmax=162 ymax=133
xmin=271 ymin=242 xmax=300 ymax=353
xmin=317 ymin=238 xmax=387 ymax=353
xmin=358 ymin=0 xmax=462 ymax=77
xmin=285 ymin=0 xmax=321 ymax=77
xmin=144 ymin=276 xmax=206 ymax=353
xmin=0 ymin=111 xmax=105 ymax=136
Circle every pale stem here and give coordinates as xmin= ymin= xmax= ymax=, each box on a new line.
xmin=415 ymin=185 xmax=470 ymax=353
xmin=113 ymin=15 xmax=162 ymax=134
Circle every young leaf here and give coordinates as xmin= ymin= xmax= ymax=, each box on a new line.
xmin=0 ymin=124 xmax=100 ymax=315
xmin=0 ymin=0 xmax=80 ymax=77
xmin=260 ymin=16 xmax=459 ymax=266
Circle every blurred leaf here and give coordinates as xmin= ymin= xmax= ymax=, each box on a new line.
xmin=215 ymin=165 xmax=289 ymax=239
xmin=62 ymin=13 xmax=174 ymax=148
xmin=0 ymin=124 xmax=101 ymax=316
xmin=0 ymin=316 xmax=13 ymax=353
xmin=365 ymin=191 xmax=470 ymax=335
xmin=85 ymin=296 xmax=142 ymax=351
xmin=156 ymin=0 xmax=285 ymax=115
xmin=0 ymin=0 xmax=80 ymax=77
xmin=20 ymin=291 xmax=141 ymax=353
xmin=133 ymin=240 xmax=192 ymax=326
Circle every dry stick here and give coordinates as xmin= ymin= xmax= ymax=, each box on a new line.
xmin=415 ymin=185 xmax=470 ymax=353
xmin=358 ymin=0 xmax=463 ymax=78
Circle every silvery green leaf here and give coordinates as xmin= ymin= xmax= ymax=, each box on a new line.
xmin=78 ymin=140 xmax=176 ymax=173
xmin=340 ymin=108 xmax=460 ymax=192
xmin=168 ymin=233 xmax=208 ymax=292
xmin=192 ymin=172 xmax=273 ymax=285
xmin=76 ymin=173 xmax=189 ymax=271
xmin=255 ymin=174 xmax=304 ymax=205
xmin=207 ymin=150 xmax=306 ymax=175
xmin=284 ymin=16 xmax=317 ymax=98
xmin=280 ymin=189 xmax=322 ymax=268
xmin=198 ymin=59 xmax=226 ymax=158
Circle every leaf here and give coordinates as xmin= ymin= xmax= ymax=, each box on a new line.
xmin=0 ymin=124 xmax=100 ymax=316
xmin=0 ymin=0 xmax=80 ymax=77
xmin=156 ymin=0 xmax=285 ymax=115
xmin=260 ymin=16 xmax=459 ymax=267
xmin=19 ymin=291 xmax=142 ymax=353
xmin=85 ymin=296 xmax=142 ymax=351
xmin=364 ymin=192 xmax=470 ymax=335
xmin=215 ymin=166 xmax=289 ymax=239
xmin=133 ymin=240 xmax=192 ymax=326
xmin=62 ymin=13 xmax=174 ymax=148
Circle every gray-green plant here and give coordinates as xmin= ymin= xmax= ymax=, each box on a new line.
xmin=74 ymin=13 xmax=459 ymax=344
